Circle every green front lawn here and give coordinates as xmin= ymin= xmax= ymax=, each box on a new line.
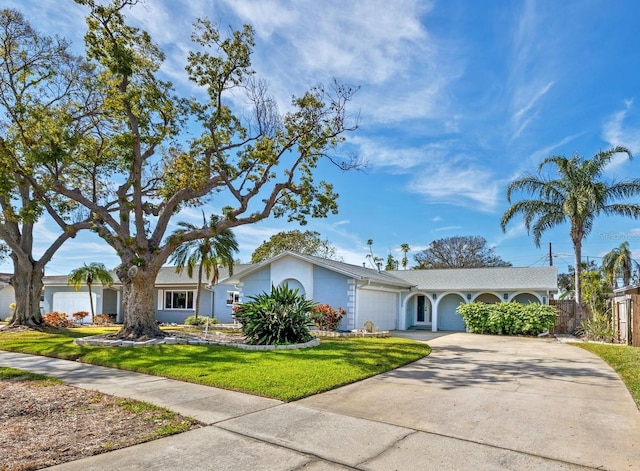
xmin=574 ymin=342 xmax=640 ymax=409
xmin=0 ymin=327 xmax=431 ymax=401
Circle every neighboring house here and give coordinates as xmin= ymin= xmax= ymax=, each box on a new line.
xmin=42 ymin=274 xmax=120 ymax=321
xmin=42 ymin=265 xmax=250 ymax=324
xmin=41 ymin=252 xmax=558 ymax=331
xmin=0 ymin=273 xmax=14 ymax=320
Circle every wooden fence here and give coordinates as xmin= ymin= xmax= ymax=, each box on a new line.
xmin=549 ymin=299 xmax=580 ymax=334
xmin=611 ymin=294 xmax=640 ymax=347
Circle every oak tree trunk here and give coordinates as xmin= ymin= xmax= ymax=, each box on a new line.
xmin=115 ymin=267 xmax=166 ymax=340
xmin=9 ymin=256 xmax=44 ymax=328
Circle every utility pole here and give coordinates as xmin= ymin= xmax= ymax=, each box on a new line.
xmin=549 ymin=242 xmax=553 ymax=266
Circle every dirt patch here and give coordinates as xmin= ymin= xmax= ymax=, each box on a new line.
xmin=0 ymin=379 xmax=199 ymax=471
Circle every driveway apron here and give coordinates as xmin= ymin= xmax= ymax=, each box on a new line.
xmin=296 ymin=333 xmax=640 ymax=470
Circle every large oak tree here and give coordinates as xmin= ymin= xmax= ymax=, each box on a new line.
xmin=0 ymin=9 xmax=105 ymax=327
xmin=413 ymin=236 xmax=511 ymax=269
xmin=29 ymin=0 xmax=359 ymax=339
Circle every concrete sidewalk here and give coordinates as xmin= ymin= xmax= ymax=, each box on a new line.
xmin=1 ymin=333 xmax=639 ymax=470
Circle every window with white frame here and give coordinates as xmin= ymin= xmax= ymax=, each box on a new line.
xmin=163 ymin=290 xmax=194 ymax=310
xmin=226 ymin=291 xmax=240 ymax=306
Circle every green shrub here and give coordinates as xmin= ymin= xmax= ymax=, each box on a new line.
xmin=457 ymin=302 xmax=556 ymax=336
xmin=310 ymin=304 xmax=346 ymax=331
xmin=575 ymin=314 xmax=615 ymax=342
xmin=184 ymin=315 xmax=218 ymax=326
xmin=235 ymin=284 xmax=315 ymax=345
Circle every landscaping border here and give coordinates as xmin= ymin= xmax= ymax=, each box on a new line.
xmin=74 ymin=335 xmax=320 ymax=350
xmin=311 ymin=330 xmax=390 ymax=338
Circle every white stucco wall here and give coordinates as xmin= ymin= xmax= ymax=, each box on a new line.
xmin=0 ymin=285 xmax=15 ymax=320
xmin=271 ymin=257 xmax=314 ymax=299
xmin=356 ymin=287 xmax=399 ymax=331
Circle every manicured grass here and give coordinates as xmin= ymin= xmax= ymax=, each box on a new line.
xmin=0 ymin=366 xmax=63 ymax=384
xmin=0 ymin=327 xmax=431 ymax=401
xmin=574 ymin=343 xmax=640 ymax=409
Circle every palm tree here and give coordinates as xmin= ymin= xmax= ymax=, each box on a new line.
xmin=601 ymin=241 xmax=638 ymax=289
xmin=169 ymin=214 xmax=238 ymax=321
xmin=68 ymin=263 xmax=114 ymax=323
xmin=501 ymin=146 xmax=640 ymax=317
xmin=400 ymin=243 xmax=410 ymax=269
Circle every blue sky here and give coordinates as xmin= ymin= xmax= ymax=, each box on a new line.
xmin=3 ymin=0 xmax=640 ymax=276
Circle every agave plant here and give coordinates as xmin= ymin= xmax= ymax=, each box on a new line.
xmin=235 ymin=284 xmax=315 ymax=345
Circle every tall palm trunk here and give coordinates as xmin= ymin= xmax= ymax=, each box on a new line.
xmin=87 ymin=282 xmax=95 ymax=323
xmin=194 ymin=262 xmax=203 ymax=321
xmin=572 ymin=237 xmax=583 ymax=321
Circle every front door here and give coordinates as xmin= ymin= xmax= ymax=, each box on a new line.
xmin=417 ymin=295 xmax=425 ymax=322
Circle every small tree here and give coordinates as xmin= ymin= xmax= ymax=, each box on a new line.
xmin=68 ymin=263 xmax=114 ymax=323
xmin=400 ymin=243 xmax=410 ymax=270
xmin=385 ymin=252 xmax=398 ymax=271
xmin=601 ymin=241 xmax=638 ymax=289
xmin=581 ymin=270 xmax=611 ymax=317
xmin=169 ymin=213 xmax=238 ymax=321
xmin=250 ymin=230 xmax=340 ymax=263
xmin=72 ymin=311 xmax=89 ymax=325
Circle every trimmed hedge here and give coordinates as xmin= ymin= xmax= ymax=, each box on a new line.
xmin=456 ymin=302 xmax=556 ymax=336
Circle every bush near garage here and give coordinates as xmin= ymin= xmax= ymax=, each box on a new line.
xmin=456 ymin=302 xmax=556 ymax=336
xmin=310 ymin=304 xmax=346 ymax=331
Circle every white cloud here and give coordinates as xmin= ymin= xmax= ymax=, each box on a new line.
xmin=510 ymin=81 xmax=554 ymax=140
xmin=492 ymin=221 xmax=527 ymax=246
xmin=408 ymin=159 xmax=501 ymax=212
xmin=224 ymin=0 xmax=433 ymax=82
xmin=355 ymin=137 xmax=453 ymax=171
xmin=601 ymin=100 xmax=640 ymax=171
xmin=433 ymin=225 xmax=462 ymax=232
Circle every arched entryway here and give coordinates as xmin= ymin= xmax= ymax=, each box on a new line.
xmin=475 ymin=293 xmax=501 ymax=304
xmin=437 ymin=293 xmax=466 ymax=331
xmin=407 ymin=294 xmax=432 ymax=327
xmin=513 ymin=293 xmax=539 ymax=304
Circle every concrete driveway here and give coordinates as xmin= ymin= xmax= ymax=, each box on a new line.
xmin=293 ymin=333 xmax=640 ymax=470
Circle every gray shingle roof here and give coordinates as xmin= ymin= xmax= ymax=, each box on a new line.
xmin=227 ymin=252 xmax=414 ymax=288
xmin=390 ymin=266 xmax=558 ymax=291
xmin=43 ymin=265 xmax=251 ymax=287
xmin=41 ymin=256 xmax=557 ymax=293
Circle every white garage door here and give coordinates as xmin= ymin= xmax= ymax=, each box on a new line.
xmin=52 ymin=292 xmax=96 ymax=319
xmin=357 ymin=289 xmax=397 ymax=330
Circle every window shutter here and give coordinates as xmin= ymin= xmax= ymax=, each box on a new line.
xmin=157 ymin=290 xmax=164 ymax=310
